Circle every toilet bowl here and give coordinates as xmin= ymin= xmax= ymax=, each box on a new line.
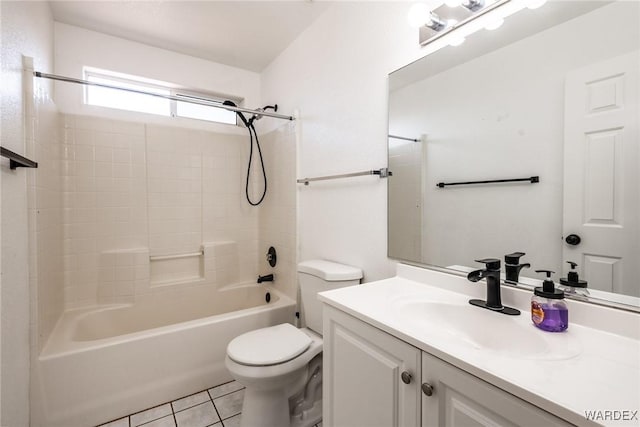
xmin=225 ymin=260 xmax=362 ymax=427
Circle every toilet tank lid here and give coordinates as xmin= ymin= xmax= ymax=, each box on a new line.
xmin=297 ymin=260 xmax=363 ymax=281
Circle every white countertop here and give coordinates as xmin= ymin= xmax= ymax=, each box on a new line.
xmin=318 ymin=264 xmax=640 ymax=427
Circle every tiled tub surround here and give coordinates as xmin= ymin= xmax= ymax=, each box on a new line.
xmin=59 ymin=114 xmax=298 ymax=308
xmin=60 ymin=114 xmax=258 ymax=308
xmin=36 ymin=284 xmax=296 ymax=426
xmin=257 ymin=122 xmax=298 ymax=299
xmin=32 ymin=113 xmax=299 ymax=426
xmin=26 ymin=61 xmax=65 ymax=353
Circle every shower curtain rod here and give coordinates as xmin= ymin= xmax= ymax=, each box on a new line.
xmin=33 ymin=71 xmax=295 ymax=121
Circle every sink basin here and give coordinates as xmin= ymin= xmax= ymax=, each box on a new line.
xmin=391 ymin=299 xmax=582 ymax=360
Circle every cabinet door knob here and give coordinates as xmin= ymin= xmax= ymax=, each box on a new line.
xmin=401 ymin=371 xmax=412 ymax=384
xmin=421 ymin=382 xmax=434 ymax=396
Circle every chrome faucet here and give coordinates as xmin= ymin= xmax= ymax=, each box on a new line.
xmin=504 ymin=252 xmax=531 ymax=284
xmin=467 ymin=258 xmax=520 ymax=316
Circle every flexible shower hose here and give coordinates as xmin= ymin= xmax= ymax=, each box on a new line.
xmin=245 ymin=123 xmax=267 ymax=206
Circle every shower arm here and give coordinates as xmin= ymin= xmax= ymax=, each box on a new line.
xmin=33 ymin=71 xmax=295 ymax=121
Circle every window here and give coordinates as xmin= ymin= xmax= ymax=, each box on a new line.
xmin=84 ymin=68 xmax=238 ymax=125
xmin=176 ymin=93 xmax=237 ymax=124
xmin=86 ymin=73 xmax=171 ymax=116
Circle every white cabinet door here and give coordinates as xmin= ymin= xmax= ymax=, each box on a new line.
xmin=563 ymin=51 xmax=639 ymax=296
xmin=323 ymin=306 xmax=421 ymax=427
xmin=421 ymin=352 xmax=571 ymax=427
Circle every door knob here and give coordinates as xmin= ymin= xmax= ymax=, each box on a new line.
xmin=565 ymin=234 xmax=581 ymax=245
xmin=401 ymin=371 xmax=412 ymax=384
xmin=421 ymin=382 xmax=434 ymax=396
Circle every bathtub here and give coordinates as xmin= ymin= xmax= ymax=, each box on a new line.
xmin=34 ymin=283 xmax=296 ymax=427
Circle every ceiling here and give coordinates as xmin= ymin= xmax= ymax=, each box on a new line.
xmin=49 ymin=1 xmax=331 ymax=72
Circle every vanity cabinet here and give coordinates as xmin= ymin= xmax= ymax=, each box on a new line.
xmin=323 ymin=306 xmax=421 ymax=427
xmin=323 ymin=305 xmax=572 ymax=427
xmin=421 ymin=351 xmax=571 ymax=426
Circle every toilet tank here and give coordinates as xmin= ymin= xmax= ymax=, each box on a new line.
xmin=298 ymin=260 xmax=362 ymax=334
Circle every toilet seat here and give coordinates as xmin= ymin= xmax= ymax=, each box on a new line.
xmin=227 ymin=323 xmax=312 ymax=366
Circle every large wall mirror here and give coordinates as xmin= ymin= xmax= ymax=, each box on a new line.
xmin=388 ymin=0 xmax=639 ymax=310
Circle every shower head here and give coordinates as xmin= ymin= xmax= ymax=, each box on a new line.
xmin=223 ymin=100 xmax=250 ymax=128
xmin=251 ymin=105 xmax=278 ymax=122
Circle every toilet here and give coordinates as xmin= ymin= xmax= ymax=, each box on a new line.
xmin=225 ymin=260 xmax=362 ymax=427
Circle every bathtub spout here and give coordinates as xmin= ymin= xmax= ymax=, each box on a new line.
xmin=257 ymin=274 xmax=274 ymax=284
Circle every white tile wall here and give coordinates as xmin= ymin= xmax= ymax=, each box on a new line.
xmin=61 ymin=114 xmax=147 ymax=308
xmin=202 ymin=130 xmax=259 ymax=285
xmin=98 ymin=248 xmax=149 ymax=304
xmin=146 ymin=125 xmax=203 ymax=257
xmin=28 ymin=65 xmax=64 ymax=351
xmin=58 ymin=114 xmax=296 ymax=309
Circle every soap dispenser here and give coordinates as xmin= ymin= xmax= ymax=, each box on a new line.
xmin=531 ymin=270 xmax=568 ymax=332
xmin=559 ymin=261 xmax=589 ymax=297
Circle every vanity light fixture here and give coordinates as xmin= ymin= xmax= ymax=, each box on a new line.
xmin=460 ymin=0 xmax=485 ymax=12
xmin=425 ymin=13 xmax=447 ymax=31
xmin=411 ymin=0 xmax=547 ymax=48
xmin=408 ymin=3 xmax=447 ymax=31
xmin=444 ymin=0 xmax=484 ymax=11
xmin=444 ymin=0 xmax=463 ymax=7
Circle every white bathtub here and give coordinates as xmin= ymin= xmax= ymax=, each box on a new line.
xmin=34 ymin=283 xmax=296 ymax=427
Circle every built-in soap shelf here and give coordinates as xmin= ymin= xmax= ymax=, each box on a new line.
xmin=97 ymin=242 xmax=242 ymax=303
xmin=149 ymin=249 xmax=205 ymax=287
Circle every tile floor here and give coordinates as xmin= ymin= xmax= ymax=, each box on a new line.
xmin=99 ymin=381 xmax=245 ymax=427
xmin=98 ymin=380 xmax=323 ymax=427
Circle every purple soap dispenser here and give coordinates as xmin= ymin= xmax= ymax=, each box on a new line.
xmin=531 ymin=270 xmax=568 ymax=332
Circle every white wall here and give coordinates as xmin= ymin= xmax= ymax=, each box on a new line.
xmin=261 ymin=2 xmax=426 ymax=282
xmin=54 ymin=23 xmax=261 ymax=134
xmin=1 ymin=1 xmax=55 ymax=425
xmin=389 ymin=2 xmax=639 ymax=276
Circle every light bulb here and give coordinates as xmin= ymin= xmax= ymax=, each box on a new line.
xmin=484 ymin=16 xmax=504 ymax=30
xmin=444 ymin=0 xmax=463 ymax=7
xmin=527 ymin=0 xmax=547 ymax=9
xmin=408 ymin=3 xmax=431 ymax=28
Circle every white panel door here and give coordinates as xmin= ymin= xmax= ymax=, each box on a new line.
xmin=323 ymin=306 xmax=421 ymax=427
xmin=563 ymin=51 xmax=639 ymax=296
xmin=388 ymin=137 xmax=424 ymax=262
